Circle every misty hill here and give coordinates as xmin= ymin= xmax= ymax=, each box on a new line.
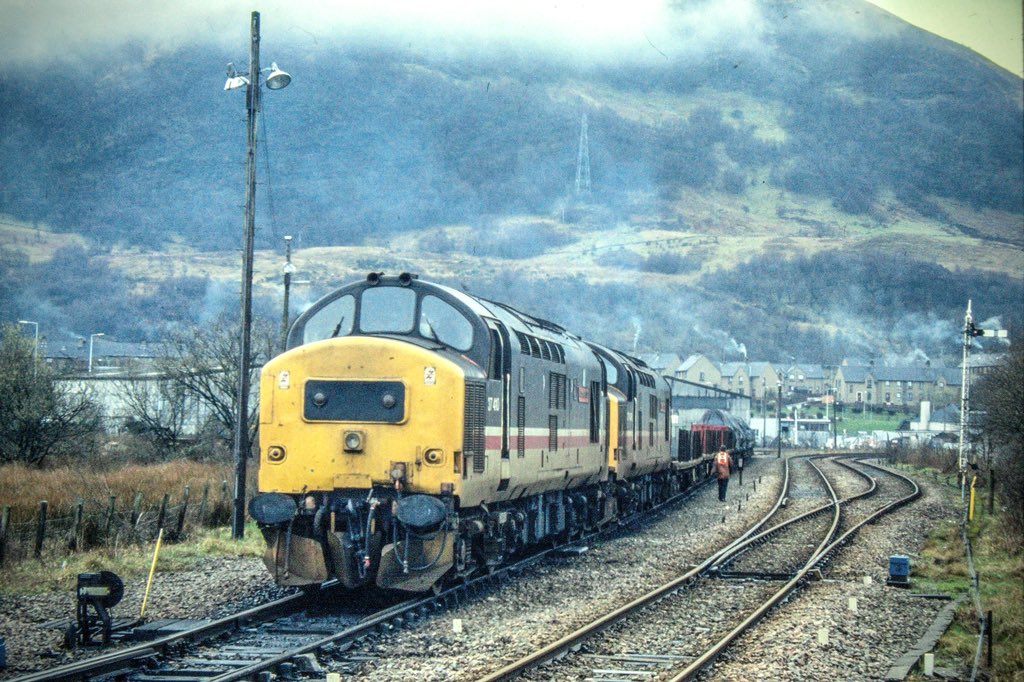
xmin=1 ymin=0 xmax=1021 ymax=364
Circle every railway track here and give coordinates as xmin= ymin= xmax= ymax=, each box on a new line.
xmin=477 ymin=454 xmax=920 ymax=682
xmin=10 ymin=466 xmax=723 ymax=682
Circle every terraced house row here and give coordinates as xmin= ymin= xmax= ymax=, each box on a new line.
xmin=638 ymin=352 xmax=1003 ymax=412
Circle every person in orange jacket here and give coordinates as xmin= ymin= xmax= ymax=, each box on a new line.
xmin=715 ymin=446 xmax=733 ymax=502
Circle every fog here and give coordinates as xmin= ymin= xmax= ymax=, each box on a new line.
xmin=1 ymin=0 xmax=762 ymax=68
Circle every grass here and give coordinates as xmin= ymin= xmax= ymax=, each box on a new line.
xmin=0 ymin=460 xmax=236 ymax=523
xmin=0 ymin=524 xmax=267 ymax=595
xmin=908 ymin=471 xmax=1023 ymax=681
xmin=0 ymin=216 xmax=87 ymax=263
xmin=834 ymin=413 xmax=905 ymax=434
xmin=747 ymin=409 xmax=905 ymax=435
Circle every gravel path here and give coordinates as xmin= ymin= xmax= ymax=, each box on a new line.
xmin=0 ymin=556 xmax=295 ymax=679
xmin=697 ymin=471 xmax=957 ymax=682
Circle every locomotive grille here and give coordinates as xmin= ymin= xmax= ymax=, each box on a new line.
xmin=464 ymin=382 xmax=487 ymax=473
xmin=517 ymin=396 xmax=526 ymax=457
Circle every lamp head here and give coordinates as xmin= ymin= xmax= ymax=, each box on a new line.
xmin=265 ymin=62 xmax=291 ymax=90
xmin=224 ymin=62 xmax=250 ymax=91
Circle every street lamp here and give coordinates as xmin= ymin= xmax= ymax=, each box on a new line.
xmin=224 ymin=11 xmax=291 ymax=540
xmin=281 ymin=235 xmax=295 ymax=352
xmin=18 ymin=320 xmax=39 ymax=373
xmin=88 ymin=333 xmax=105 ymax=373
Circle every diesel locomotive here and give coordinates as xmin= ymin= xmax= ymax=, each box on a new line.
xmin=249 ymin=273 xmax=750 ymax=593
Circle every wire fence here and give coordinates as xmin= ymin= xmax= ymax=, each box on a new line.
xmin=960 ymin=473 xmax=990 ymax=682
xmin=0 ymin=481 xmax=232 ymax=566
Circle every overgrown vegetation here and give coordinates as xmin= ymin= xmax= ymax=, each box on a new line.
xmin=0 ymin=325 xmax=101 ymax=466
xmin=0 ymin=459 xmax=235 ymax=523
xmin=0 ymin=524 xmax=265 ymax=595
xmin=912 ymin=512 xmax=1024 ymax=680
xmin=904 ymin=349 xmax=1024 ymax=680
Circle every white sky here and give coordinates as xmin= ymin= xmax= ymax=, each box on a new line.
xmin=868 ymin=0 xmax=1023 ymax=76
xmin=0 ymin=1 xmax=1020 ymax=76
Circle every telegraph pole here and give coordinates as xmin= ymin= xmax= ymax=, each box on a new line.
xmin=231 ymin=11 xmax=261 ymax=540
xmin=224 ymin=13 xmax=291 ymax=541
xmin=575 ymin=111 xmax=591 ymax=195
xmin=776 ymin=381 xmax=782 ymax=459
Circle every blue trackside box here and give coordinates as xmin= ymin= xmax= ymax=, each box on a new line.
xmin=888 ymin=555 xmax=911 ymax=586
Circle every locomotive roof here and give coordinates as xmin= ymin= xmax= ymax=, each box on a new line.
xmin=305 ymin=274 xmax=588 ymax=349
xmin=405 ymin=276 xmax=585 ymax=345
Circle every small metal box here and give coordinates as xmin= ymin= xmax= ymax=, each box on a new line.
xmin=887 ymin=555 xmax=911 ymax=587
xmin=889 ymin=555 xmax=910 ymax=578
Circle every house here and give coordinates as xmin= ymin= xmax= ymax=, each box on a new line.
xmin=835 ymin=365 xmax=874 ymax=404
xmin=872 ymin=365 xmax=937 ymax=409
xmin=835 ymin=360 xmax=989 ymax=413
xmin=747 ymin=362 xmax=782 ymax=400
xmin=782 ymin=363 xmax=827 ymax=396
xmin=44 ymin=335 xmax=163 ymax=375
xmin=638 ymin=352 xmax=683 ymax=377
xmin=676 ymin=354 xmax=721 ymax=388
xmin=718 ymin=362 xmax=750 ymax=395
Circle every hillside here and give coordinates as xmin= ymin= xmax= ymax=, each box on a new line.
xmin=0 ymin=0 xmax=1021 ymax=362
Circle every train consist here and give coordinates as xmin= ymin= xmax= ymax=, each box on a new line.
xmin=249 ymin=273 xmax=753 ymax=592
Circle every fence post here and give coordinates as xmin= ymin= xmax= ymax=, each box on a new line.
xmin=156 ymin=494 xmax=170 ymax=533
xmin=988 ymin=474 xmax=995 ymax=515
xmin=72 ymin=501 xmax=84 ymax=551
xmin=198 ymin=484 xmax=210 ymax=527
xmin=104 ymin=496 xmax=117 ymax=537
xmin=175 ymin=486 xmax=190 ymax=539
xmin=34 ymin=500 xmax=48 ymax=559
xmin=131 ymin=493 xmax=144 ymax=527
xmin=0 ymin=506 xmax=10 ymax=566
xmin=986 ymin=610 xmax=993 ymax=668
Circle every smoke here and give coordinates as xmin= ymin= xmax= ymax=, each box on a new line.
xmin=631 ymin=317 xmax=642 ymax=353
xmin=199 ymin=279 xmax=234 ymax=323
xmin=882 ymin=347 xmax=931 ymax=366
xmin=687 ymin=321 xmax=749 ymax=360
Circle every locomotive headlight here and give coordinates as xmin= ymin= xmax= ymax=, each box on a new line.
xmin=390 ymin=462 xmax=407 ymax=482
xmin=267 ymin=445 xmax=286 ymax=463
xmin=424 ymin=449 xmax=443 ymax=465
xmin=344 ymin=430 xmax=365 ymax=453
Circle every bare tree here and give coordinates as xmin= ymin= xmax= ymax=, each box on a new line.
xmin=158 ymin=313 xmax=275 ymax=448
xmin=115 ymin=374 xmax=192 ymax=455
xmin=975 ymin=345 xmax=1024 ymax=539
xmin=0 ymin=325 xmax=101 ymax=467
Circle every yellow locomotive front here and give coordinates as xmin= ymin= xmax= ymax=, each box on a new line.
xmin=250 ymin=273 xmax=488 ymax=592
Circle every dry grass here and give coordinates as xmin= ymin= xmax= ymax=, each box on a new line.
xmin=0 ymin=460 xmax=236 ymax=523
xmin=0 ymin=524 xmax=266 ymax=595
xmin=0 ymin=216 xmax=87 ymax=263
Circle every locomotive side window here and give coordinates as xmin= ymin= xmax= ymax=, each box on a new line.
xmin=302 ymin=294 xmax=355 ymax=343
xmin=420 ymin=295 xmax=473 ymax=351
xmin=361 ymin=287 xmax=416 ymax=333
xmin=604 ymin=361 xmax=618 ymax=385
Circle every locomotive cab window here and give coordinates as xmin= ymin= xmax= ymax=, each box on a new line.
xmin=302 ymin=294 xmax=355 ymax=344
xmin=419 ymin=295 xmax=473 ymax=351
xmin=360 ymin=286 xmax=416 ymax=333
